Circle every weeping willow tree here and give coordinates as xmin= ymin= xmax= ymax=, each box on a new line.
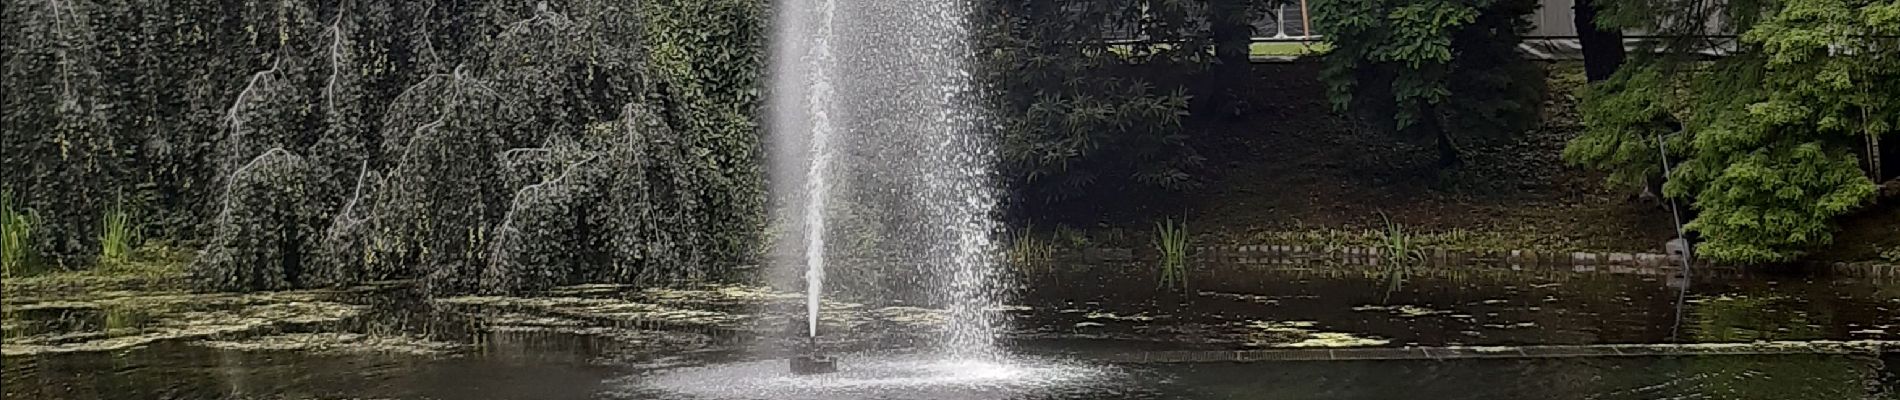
xmin=1566 ymin=0 xmax=1894 ymax=263
xmin=3 ymin=0 xmax=768 ymax=292
xmin=2 ymin=0 xmax=120 ymax=268
xmin=194 ymin=149 xmax=320 ymax=291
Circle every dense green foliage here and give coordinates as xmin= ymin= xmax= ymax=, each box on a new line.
xmin=976 ymin=0 xmax=1213 ymax=205
xmin=194 ymin=149 xmax=318 ymax=291
xmin=641 ymin=0 xmax=769 ymax=276
xmin=1311 ymin=0 xmax=1545 ymax=167
xmin=11 ymin=0 xmax=1889 ymax=283
xmin=1568 ymin=0 xmax=1894 ymax=263
xmin=2 ymin=0 xmax=766 ymax=292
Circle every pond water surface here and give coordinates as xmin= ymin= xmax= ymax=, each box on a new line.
xmin=4 ymin=263 xmax=1897 ymax=399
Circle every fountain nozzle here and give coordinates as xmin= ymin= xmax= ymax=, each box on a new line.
xmin=789 ymin=336 xmax=838 ymax=375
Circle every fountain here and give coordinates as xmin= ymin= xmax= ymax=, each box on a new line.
xmin=771 ymin=0 xmax=999 ymax=360
xmin=643 ymin=0 xmax=1107 ymax=396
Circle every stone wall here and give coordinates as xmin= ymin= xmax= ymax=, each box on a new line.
xmin=1069 ymin=242 xmax=1898 ymax=279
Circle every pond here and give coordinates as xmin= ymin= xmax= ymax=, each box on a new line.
xmin=4 ymin=263 xmax=1897 ymax=400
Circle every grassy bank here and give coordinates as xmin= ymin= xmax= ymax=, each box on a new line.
xmin=2 ymin=245 xmax=191 ymax=300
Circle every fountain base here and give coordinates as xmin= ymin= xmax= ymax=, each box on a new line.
xmin=789 ymin=354 xmax=838 ymax=375
xmin=788 ymin=334 xmax=837 ymax=375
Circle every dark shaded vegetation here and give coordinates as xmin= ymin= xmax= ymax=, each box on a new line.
xmin=994 ymin=0 xmax=1897 ymax=266
xmin=1133 ymin=62 xmax=1678 ymax=254
xmin=977 ymin=0 xmax=1208 ymax=210
xmin=1312 ymin=0 xmax=1547 ymax=168
xmin=2 ymin=0 xmax=765 ymax=292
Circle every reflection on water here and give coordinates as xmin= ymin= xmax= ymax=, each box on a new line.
xmin=1154 ymin=354 xmax=1888 ymax=400
xmin=1017 ymin=263 xmax=1899 ymax=347
xmin=628 ymin=353 xmax=1110 ymax=400
xmin=3 ymin=334 xmax=621 ymax=400
xmin=5 ymin=337 xmax=1894 ymax=400
xmin=3 ymin=264 xmax=1897 ymax=399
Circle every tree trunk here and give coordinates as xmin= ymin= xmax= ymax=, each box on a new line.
xmin=1426 ymin=105 xmax=1461 ymax=168
xmin=1575 ymin=0 xmax=1625 ymax=82
xmin=1207 ymin=0 xmax=1253 ymax=112
xmin=1210 ymin=0 xmax=1252 ymax=71
xmin=1872 ymin=133 xmax=1883 ymax=182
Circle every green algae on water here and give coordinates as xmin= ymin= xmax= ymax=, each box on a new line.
xmin=198 ymin=333 xmax=465 ymax=356
xmin=2 ymin=295 xmax=364 ymax=356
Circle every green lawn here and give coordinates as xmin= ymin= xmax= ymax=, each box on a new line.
xmin=1104 ymin=41 xmax=1332 ymax=59
xmin=1251 ymin=41 xmax=1331 ymax=57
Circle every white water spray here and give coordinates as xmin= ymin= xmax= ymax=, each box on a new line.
xmin=770 ymin=0 xmax=999 ymax=356
xmin=795 ymin=0 xmax=838 ymax=339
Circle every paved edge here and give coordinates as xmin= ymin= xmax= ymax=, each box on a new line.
xmin=1101 ymin=341 xmax=1900 ymax=363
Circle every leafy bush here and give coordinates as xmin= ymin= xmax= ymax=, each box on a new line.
xmin=1562 ymin=66 xmax=1676 ymax=191
xmin=1568 ymin=0 xmax=1893 ymax=263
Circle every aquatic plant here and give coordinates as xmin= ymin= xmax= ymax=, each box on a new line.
xmin=1006 ymin=227 xmax=1056 ymax=273
xmin=197 ymin=333 xmax=466 ymax=356
xmin=1374 ymin=213 xmax=1423 ymax=302
xmin=2 ymin=190 xmax=39 ymax=277
xmin=98 ymin=195 xmax=140 ymax=265
xmin=1155 ymin=217 xmax=1190 ymax=291
xmin=2 ymin=292 xmax=365 ymax=357
xmin=1375 ymin=213 xmax=1424 ymax=268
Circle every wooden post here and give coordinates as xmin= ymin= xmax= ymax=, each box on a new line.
xmin=1300 ymin=0 xmax=1313 ymax=39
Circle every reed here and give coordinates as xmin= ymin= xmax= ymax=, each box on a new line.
xmin=1155 ymin=217 xmax=1190 ymax=291
xmin=1007 ymin=227 xmax=1056 ymax=273
xmin=2 ymin=190 xmax=38 ymax=277
xmin=1375 ymin=212 xmax=1422 ymax=268
xmin=100 ymin=195 xmax=141 ymax=265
